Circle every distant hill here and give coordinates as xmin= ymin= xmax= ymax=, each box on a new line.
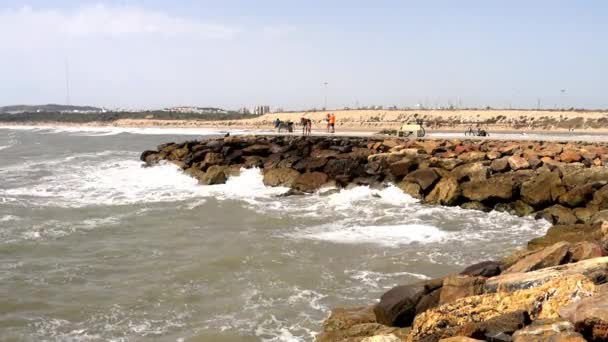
xmin=0 ymin=104 xmax=103 ymax=114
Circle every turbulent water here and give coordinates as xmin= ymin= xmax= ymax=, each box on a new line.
xmin=0 ymin=126 xmax=551 ymax=342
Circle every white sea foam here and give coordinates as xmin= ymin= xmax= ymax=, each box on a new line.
xmin=291 ymin=223 xmax=449 ymax=247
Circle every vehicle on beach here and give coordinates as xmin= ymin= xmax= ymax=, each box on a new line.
xmin=397 ymin=119 xmax=425 ymax=138
xmin=464 ymin=126 xmax=490 ymax=137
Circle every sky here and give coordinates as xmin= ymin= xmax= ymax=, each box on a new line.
xmin=0 ymin=1 xmax=607 ymax=110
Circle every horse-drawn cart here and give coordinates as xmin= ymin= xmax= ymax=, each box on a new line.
xmin=398 ymin=119 xmax=425 ymax=138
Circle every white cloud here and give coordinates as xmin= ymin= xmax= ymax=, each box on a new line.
xmin=0 ymin=4 xmax=240 ymax=39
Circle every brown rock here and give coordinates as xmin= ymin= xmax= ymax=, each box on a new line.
xmin=439 ymin=275 xmax=486 ymax=305
xmin=458 ymin=151 xmax=486 ymax=162
xmin=311 ymin=149 xmax=340 ymax=159
xmin=424 ymin=310 xmax=530 ymax=342
xmin=538 ymin=205 xmax=578 ymax=225
xmin=490 ymin=157 xmax=510 ymax=172
xmin=560 ymin=150 xmax=583 ymax=163
xmin=460 ymin=261 xmax=502 ymax=277
xmin=425 ymin=177 xmax=461 ymax=205
xmin=317 ymin=306 xmax=410 ymax=342
xmin=293 ymin=172 xmax=329 ymax=192
xmin=559 ymin=292 xmax=608 ymax=341
xmin=486 ymin=151 xmax=502 ymax=160
xmin=199 ymin=165 xmax=227 ymax=185
xmin=374 ymin=283 xmax=426 ymax=327
xmin=520 ymin=171 xmax=566 ymax=208
xmin=506 ymin=241 xmax=571 ymax=273
xmin=527 ymin=223 xmax=602 ymax=250
xmin=562 ymin=168 xmax=608 ymax=188
xmin=242 ymin=144 xmax=270 ymax=155
xmin=461 ymin=177 xmax=515 ymax=202
xmin=429 ymin=158 xmax=464 ymax=171
xmin=559 ymin=185 xmax=595 ymax=208
xmin=512 ymin=320 xmax=585 ymax=342
xmin=569 ymin=241 xmax=604 ymax=262
xmin=574 ymin=207 xmax=596 ymax=224
xmin=410 ymin=275 xmax=595 ymax=341
xmin=263 ymin=168 xmax=300 ymax=187
xmin=508 ymin=156 xmax=530 ymax=171
xmin=450 ymin=162 xmax=489 ymax=182
xmin=389 ymin=158 xmax=419 ymax=177
xmin=439 ymin=337 xmax=484 ymax=342
xmin=398 ymin=181 xmax=423 ymax=199
xmin=538 ymin=144 xmax=564 ymax=157
xmin=460 ymin=201 xmax=490 ymax=212
xmin=403 ymin=169 xmax=441 ymax=191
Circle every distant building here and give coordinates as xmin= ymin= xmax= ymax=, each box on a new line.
xmin=254 ymin=106 xmax=271 ymax=115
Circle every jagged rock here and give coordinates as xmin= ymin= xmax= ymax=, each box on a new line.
xmin=243 ymin=155 xmax=265 ymax=168
xmin=560 ymin=150 xmax=583 ymax=163
xmin=375 ymin=279 xmax=443 ymax=327
xmin=484 ymin=258 xmax=607 ymax=293
xmin=490 ymin=157 xmax=510 ymax=172
xmin=506 ymin=242 xmax=571 ymax=273
xmin=513 ymin=200 xmax=535 ymax=217
xmin=451 ymin=162 xmax=489 ymax=182
xmin=439 ymin=275 xmax=486 ymax=305
xmin=461 ymin=177 xmax=515 ymax=202
xmin=458 ymin=151 xmax=486 ymax=162
xmin=520 ymin=171 xmax=565 ymax=208
xmin=430 ymin=158 xmax=463 ymax=171
xmin=426 ymin=177 xmax=461 ymax=205
xmin=317 ymin=306 xmax=410 ymax=342
xmin=224 ymin=164 xmax=243 ymax=177
xmin=460 ymin=261 xmax=502 ymax=277
xmin=538 ymin=144 xmax=564 ymax=157
xmin=460 ymin=201 xmax=490 ymax=212
xmin=242 ymin=144 xmax=270 ymax=155
xmin=403 ymin=169 xmax=441 ymax=191
xmin=562 ymin=168 xmax=608 ymax=188
xmin=324 ymin=159 xmax=365 ymax=179
xmin=389 ymin=158 xmax=418 ymax=177
xmin=410 ymin=275 xmax=596 ymax=341
xmin=361 ymin=334 xmax=401 ymax=342
xmin=202 ymin=152 xmax=224 ymax=168
xmin=569 ymin=241 xmax=604 ymax=262
xmin=199 ymin=165 xmax=227 ymax=185
xmin=559 ymin=184 xmax=595 ymax=208
xmin=311 ymin=149 xmax=341 ymax=159
xmin=439 ymin=337 xmax=484 ymax=342
xmin=593 ymin=210 xmax=608 ymax=225
xmin=263 ymin=168 xmax=300 ymax=187
xmin=574 ymin=207 xmax=596 ymax=224
xmin=538 ymin=205 xmax=578 ymax=225
xmin=508 ymin=156 xmax=530 ymax=171
xmin=527 ymin=223 xmax=603 ymax=250
xmin=293 ymin=172 xmax=329 ymax=192
xmin=589 ymin=185 xmax=608 ymax=211
xmin=294 ymin=157 xmax=328 ymax=172
xmin=512 ymin=320 xmax=585 ymax=342
xmin=398 ymin=181 xmax=423 ymax=199
xmin=487 ymin=151 xmax=502 ymax=160
xmin=559 ymin=292 xmax=608 ymax=341
xmin=416 ymin=289 xmax=442 ymax=315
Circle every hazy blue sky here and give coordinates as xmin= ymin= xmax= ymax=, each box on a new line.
xmin=0 ymin=1 xmax=606 ymax=110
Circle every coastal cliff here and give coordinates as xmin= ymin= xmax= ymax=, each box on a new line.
xmin=141 ymin=135 xmax=608 ymax=341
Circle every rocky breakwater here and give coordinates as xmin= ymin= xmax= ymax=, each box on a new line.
xmin=141 ymin=135 xmax=608 ymax=341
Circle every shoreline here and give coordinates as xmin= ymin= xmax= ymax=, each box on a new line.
xmin=141 ymin=134 xmax=608 ymax=341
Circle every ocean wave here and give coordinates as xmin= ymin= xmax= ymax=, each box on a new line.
xmin=0 ymin=125 xmax=269 ymax=137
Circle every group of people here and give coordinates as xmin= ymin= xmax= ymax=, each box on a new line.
xmin=275 ymin=113 xmax=336 ymax=135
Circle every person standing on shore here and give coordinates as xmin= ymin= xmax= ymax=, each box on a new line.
xmin=325 ymin=114 xmax=331 ymax=133
xmin=329 ymin=113 xmax=336 ymax=133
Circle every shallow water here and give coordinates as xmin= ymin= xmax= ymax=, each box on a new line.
xmin=0 ymin=126 xmax=550 ymax=341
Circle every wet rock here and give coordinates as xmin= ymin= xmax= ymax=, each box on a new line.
xmin=505 ymin=242 xmax=571 ymax=273
xmin=537 ymin=205 xmax=577 ymax=225
xmin=439 ymin=275 xmax=486 ymax=305
xmin=243 ymin=155 xmax=265 ymax=168
xmin=374 ymin=283 xmax=426 ymax=327
xmin=426 ymin=177 xmax=461 ymax=206
xmin=559 ymin=184 xmax=595 ymax=208
xmin=324 ymin=159 xmax=366 ymax=179
xmin=508 ymin=156 xmax=530 ymax=171
xmin=460 ymin=261 xmax=502 ymax=278
xmin=411 ymin=275 xmax=596 ymax=341
xmin=461 ymin=177 xmax=515 ymax=202
xmin=317 ymin=306 xmax=410 ymax=342
xmin=293 ymin=172 xmax=329 ymax=193
xmin=416 ymin=289 xmax=442 ymax=315
xmin=559 ymin=292 xmax=608 ymax=341
xmin=398 ymin=181 xmax=423 ymax=199
xmin=403 ymin=169 xmax=441 ymax=191
xmin=389 ymin=157 xmax=419 ymax=177
xmin=460 ymin=201 xmax=490 ymax=212
xmin=263 ymin=168 xmax=301 ymax=187
xmin=451 ymin=162 xmax=489 ymax=182
xmin=520 ymin=171 xmax=565 ymax=208
xmin=199 ymin=165 xmax=227 ymax=185
xmin=512 ymin=320 xmax=585 ymax=342
xmin=527 ymin=223 xmax=603 ymax=250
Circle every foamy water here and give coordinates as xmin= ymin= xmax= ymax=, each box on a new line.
xmin=0 ymin=127 xmax=550 ymax=341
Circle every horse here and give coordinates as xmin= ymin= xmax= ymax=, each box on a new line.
xmin=274 ymin=119 xmax=294 ymax=133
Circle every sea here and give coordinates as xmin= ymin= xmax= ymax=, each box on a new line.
xmin=0 ymin=125 xmax=550 ymax=341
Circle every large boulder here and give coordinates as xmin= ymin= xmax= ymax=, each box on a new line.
xmin=559 ymin=184 xmax=595 ymax=208
xmin=263 ymin=168 xmax=300 ymax=187
xmin=460 ymin=261 xmax=502 ymax=278
xmin=520 ymin=171 xmax=565 ymax=208
xmin=242 ymin=144 xmax=271 ymax=155
xmin=538 ymin=205 xmax=578 ymax=225
xmin=410 ymin=275 xmax=596 ymax=341
xmin=450 ymin=162 xmax=489 ymax=182
xmin=458 ymin=151 xmax=486 ymax=162
xmin=403 ymin=169 xmax=441 ymax=191
xmin=461 ymin=177 xmax=515 ymax=202
xmin=527 ymin=223 xmax=603 ymax=250
xmin=505 ymin=241 xmax=571 ymax=273
xmin=438 ymin=275 xmax=486 ymax=305
xmin=317 ymin=306 xmax=410 ymax=342
xmin=324 ymin=159 xmax=366 ymax=179
xmin=374 ymin=279 xmax=443 ymax=327
xmin=508 ymin=156 xmax=530 ymax=171
xmin=512 ymin=320 xmax=585 ymax=342
xmin=562 ymin=167 xmax=608 ymax=188
xmin=398 ymin=181 xmax=423 ymax=199
xmin=490 ymin=157 xmax=510 ymax=172
xmin=388 ymin=157 xmax=418 ymax=177
xmin=293 ymin=172 xmax=329 ymax=192
xmin=559 ymin=292 xmax=608 ymax=341
xmin=425 ymin=177 xmax=461 ymax=205
xmin=199 ymin=165 xmax=227 ymax=185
